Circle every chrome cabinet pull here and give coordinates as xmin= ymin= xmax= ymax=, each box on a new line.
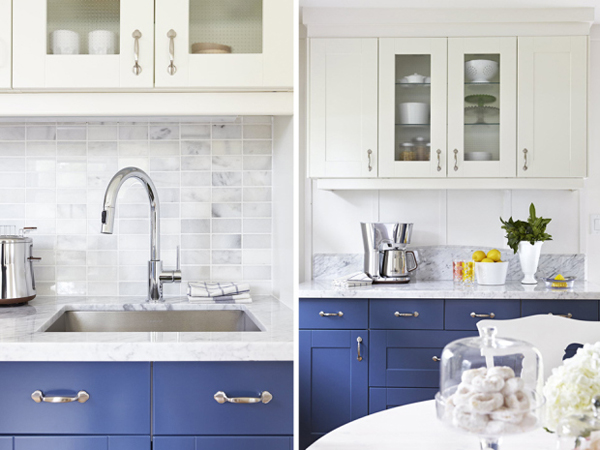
xmin=549 ymin=312 xmax=573 ymax=319
xmin=395 ymin=311 xmax=419 ymax=317
xmin=367 ymin=149 xmax=373 ymax=172
xmin=31 ymin=390 xmax=89 ymax=404
xmin=357 ymin=336 xmax=363 ymax=361
xmin=470 ymin=312 xmax=495 ymax=319
xmin=132 ymin=30 xmax=142 ymax=75
xmin=214 ymin=391 xmax=273 ymax=405
xmin=436 ymin=149 xmax=442 ymax=172
xmin=167 ymin=29 xmax=177 ymax=76
xmin=523 ymin=148 xmax=528 ymax=171
xmin=432 ymin=356 xmax=441 ymax=362
xmin=319 ymin=311 xmax=343 ymax=317
xmin=453 ymin=149 xmax=459 ymax=171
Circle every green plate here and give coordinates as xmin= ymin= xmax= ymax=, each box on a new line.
xmin=465 ymin=94 xmax=497 ymax=106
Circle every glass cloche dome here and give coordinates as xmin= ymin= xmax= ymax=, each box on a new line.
xmin=435 ymin=327 xmax=545 ymax=450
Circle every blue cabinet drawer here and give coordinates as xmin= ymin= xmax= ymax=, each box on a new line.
xmin=0 ymin=362 xmax=150 ymax=435
xmin=370 ymin=330 xmax=477 ymax=387
xmin=370 ymin=299 xmax=443 ymax=330
xmin=13 ymin=436 xmax=150 ymax=450
xmin=522 ymin=300 xmax=599 ymax=321
xmin=153 ymin=362 xmax=292 ymax=436
xmin=153 ymin=436 xmax=292 ymax=450
xmin=445 ymin=299 xmax=521 ymax=330
xmin=300 ymin=299 xmax=368 ymax=329
xmin=369 ymin=388 xmax=437 ymax=414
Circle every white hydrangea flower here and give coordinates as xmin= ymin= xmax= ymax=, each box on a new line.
xmin=544 ymin=342 xmax=600 ymax=431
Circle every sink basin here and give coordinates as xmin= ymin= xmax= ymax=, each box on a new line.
xmin=44 ymin=310 xmax=263 ymax=333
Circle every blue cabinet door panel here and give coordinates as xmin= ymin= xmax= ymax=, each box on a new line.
xmin=370 ymin=330 xmax=478 ymax=387
xmin=153 ymin=362 xmax=293 ymax=436
xmin=445 ymin=300 xmax=521 ymax=330
xmin=299 ymin=330 xmax=368 ymax=450
xmin=0 ymin=438 xmax=11 ymax=450
xmin=13 ymin=436 xmax=149 ymax=450
xmin=300 ymin=299 xmax=368 ymax=329
xmin=522 ymin=300 xmax=599 ymax=321
xmin=0 ymin=362 xmax=150 ymax=435
xmin=154 ymin=436 xmax=292 ymax=450
xmin=369 ymin=388 xmax=438 ymax=414
xmin=370 ymin=299 xmax=444 ymax=330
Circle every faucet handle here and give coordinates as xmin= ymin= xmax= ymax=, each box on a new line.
xmin=159 ymin=246 xmax=182 ymax=284
xmin=176 ymin=245 xmax=180 ymax=271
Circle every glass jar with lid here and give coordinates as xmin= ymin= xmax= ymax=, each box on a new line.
xmin=412 ymin=136 xmax=430 ymax=161
xmin=396 ymin=142 xmax=416 ymax=161
xmin=435 ymin=327 xmax=545 ymax=450
xmin=557 ymin=396 xmax=600 ymax=450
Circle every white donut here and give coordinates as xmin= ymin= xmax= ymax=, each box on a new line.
xmin=444 ymin=395 xmax=457 ymax=421
xmin=453 ymin=382 xmax=476 ymax=407
xmin=505 ymin=391 xmax=530 ymax=411
xmin=461 ymin=367 xmax=488 ymax=384
xmin=472 ymin=374 xmax=505 ymax=393
xmin=519 ymin=413 xmax=538 ymax=431
xmin=452 ymin=405 xmax=489 ymax=432
xmin=501 ymin=377 xmax=525 ymax=396
xmin=487 ymin=366 xmax=515 ymax=381
xmin=469 ymin=392 xmax=504 ymax=413
xmin=485 ymin=420 xmax=520 ymax=435
xmin=490 ymin=406 xmax=524 ymax=424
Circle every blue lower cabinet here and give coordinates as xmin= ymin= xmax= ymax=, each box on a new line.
xmin=300 ymin=299 xmax=368 ymax=330
xmin=522 ymin=300 xmax=599 ymax=321
xmin=153 ymin=436 xmax=292 ymax=450
xmin=153 ymin=362 xmax=292 ymax=436
xmin=300 ymin=330 xmax=368 ymax=450
xmin=0 ymin=362 xmax=151 ymax=435
xmin=0 ymin=438 xmax=11 ymax=450
xmin=12 ymin=436 xmax=149 ymax=450
xmin=370 ymin=299 xmax=444 ymax=330
xmin=445 ymin=299 xmax=521 ymax=330
xmin=369 ymin=388 xmax=438 ymax=414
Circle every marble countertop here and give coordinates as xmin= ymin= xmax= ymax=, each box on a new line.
xmin=300 ymin=280 xmax=600 ymax=299
xmin=0 ymin=295 xmax=292 ymax=362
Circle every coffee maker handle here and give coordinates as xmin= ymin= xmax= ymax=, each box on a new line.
xmin=406 ymin=251 xmax=418 ymax=272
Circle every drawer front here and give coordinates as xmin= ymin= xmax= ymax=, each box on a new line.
xmin=369 ymin=388 xmax=437 ymax=414
xmin=370 ymin=299 xmax=444 ymax=330
xmin=300 ymin=299 xmax=368 ymax=329
xmin=153 ymin=436 xmax=292 ymax=450
xmin=153 ymin=362 xmax=293 ymax=436
xmin=522 ymin=300 xmax=599 ymax=321
xmin=0 ymin=438 xmax=11 ymax=450
xmin=14 ymin=436 xmax=150 ymax=450
xmin=445 ymin=299 xmax=521 ymax=330
xmin=0 ymin=362 xmax=150 ymax=435
xmin=370 ymin=330 xmax=478 ymax=388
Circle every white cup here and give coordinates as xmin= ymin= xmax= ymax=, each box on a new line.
xmin=88 ymin=30 xmax=117 ymax=55
xmin=52 ymin=30 xmax=80 ymax=55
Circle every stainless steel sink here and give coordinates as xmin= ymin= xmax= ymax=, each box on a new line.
xmin=44 ymin=310 xmax=262 ymax=333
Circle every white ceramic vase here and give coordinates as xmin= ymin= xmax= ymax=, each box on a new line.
xmin=518 ymin=241 xmax=544 ymax=284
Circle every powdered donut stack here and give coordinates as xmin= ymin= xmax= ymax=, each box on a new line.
xmin=444 ymin=366 xmax=538 ymax=435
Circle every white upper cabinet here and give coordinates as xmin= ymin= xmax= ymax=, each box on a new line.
xmin=447 ymin=37 xmax=517 ymax=178
xmin=518 ymin=36 xmax=587 ymax=178
xmin=379 ymin=38 xmax=447 ymax=178
xmin=13 ymin=0 xmax=155 ymax=89
xmin=308 ymin=39 xmax=378 ymax=178
xmin=0 ymin=0 xmax=11 ymax=89
xmin=155 ymin=0 xmax=293 ymax=89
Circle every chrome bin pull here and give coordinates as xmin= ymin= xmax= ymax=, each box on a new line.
xmin=31 ymin=390 xmax=90 ymax=404
xmin=214 ymin=391 xmax=273 ymax=404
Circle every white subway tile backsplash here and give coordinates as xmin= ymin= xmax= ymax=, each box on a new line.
xmin=0 ymin=118 xmax=273 ymax=297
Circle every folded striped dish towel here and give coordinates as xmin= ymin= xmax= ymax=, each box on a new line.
xmin=333 ymin=272 xmax=373 ymax=287
xmin=187 ymin=282 xmax=252 ymax=304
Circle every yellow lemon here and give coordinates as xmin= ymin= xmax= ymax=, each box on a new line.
xmin=487 ymin=249 xmax=502 ymax=262
xmin=496 ymin=260 xmax=503 ymax=263
xmin=472 ymin=250 xmax=486 ymax=262
xmin=481 ymin=258 xmax=495 ymax=263
xmin=555 ymin=274 xmax=565 ymax=281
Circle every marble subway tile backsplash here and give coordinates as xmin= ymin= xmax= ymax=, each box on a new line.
xmin=0 ymin=117 xmax=274 ymax=297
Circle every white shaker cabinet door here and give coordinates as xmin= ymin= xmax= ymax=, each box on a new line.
xmin=518 ymin=36 xmax=587 ymax=178
xmin=308 ymin=39 xmax=378 ymax=178
xmin=0 ymin=0 xmax=10 ymax=89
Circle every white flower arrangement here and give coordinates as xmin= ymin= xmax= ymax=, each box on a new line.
xmin=543 ymin=342 xmax=600 ymax=432
xmin=578 ymin=430 xmax=600 ymax=450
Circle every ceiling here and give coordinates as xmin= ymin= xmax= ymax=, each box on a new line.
xmin=299 ymin=0 xmax=600 ymax=22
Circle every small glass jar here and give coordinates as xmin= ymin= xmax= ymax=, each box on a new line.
xmin=413 ymin=136 xmax=430 ymax=161
xmin=453 ymin=260 xmax=465 ymax=285
xmin=557 ymin=396 xmax=600 ymax=450
xmin=396 ymin=142 xmax=416 ymax=161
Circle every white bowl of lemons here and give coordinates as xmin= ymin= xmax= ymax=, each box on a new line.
xmin=473 ymin=249 xmax=508 ymax=286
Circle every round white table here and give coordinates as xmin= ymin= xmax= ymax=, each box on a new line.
xmin=309 ymin=400 xmax=556 ymax=450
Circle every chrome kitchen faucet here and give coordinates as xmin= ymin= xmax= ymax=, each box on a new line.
xmin=101 ymin=167 xmax=181 ymax=302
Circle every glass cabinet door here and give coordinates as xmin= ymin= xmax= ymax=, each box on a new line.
xmin=13 ymin=0 xmax=154 ymax=89
xmin=447 ymin=38 xmax=517 ymax=178
xmin=379 ymin=38 xmax=447 ymax=178
xmin=155 ymin=0 xmax=292 ymax=88
xmin=0 ymin=0 xmax=10 ymax=89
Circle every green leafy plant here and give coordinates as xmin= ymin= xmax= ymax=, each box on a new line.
xmin=500 ymin=203 xmax=552 ymax=254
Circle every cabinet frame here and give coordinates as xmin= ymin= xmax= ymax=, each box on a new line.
xmin=0 ymin=0 xmax=10 ymax=89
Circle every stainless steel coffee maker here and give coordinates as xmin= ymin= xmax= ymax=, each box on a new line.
xmin=361 ymin=222 xmax=418 ymax=284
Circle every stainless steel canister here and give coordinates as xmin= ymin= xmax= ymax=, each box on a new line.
xmin=0 ymin=229 xmax=41 ymax=305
